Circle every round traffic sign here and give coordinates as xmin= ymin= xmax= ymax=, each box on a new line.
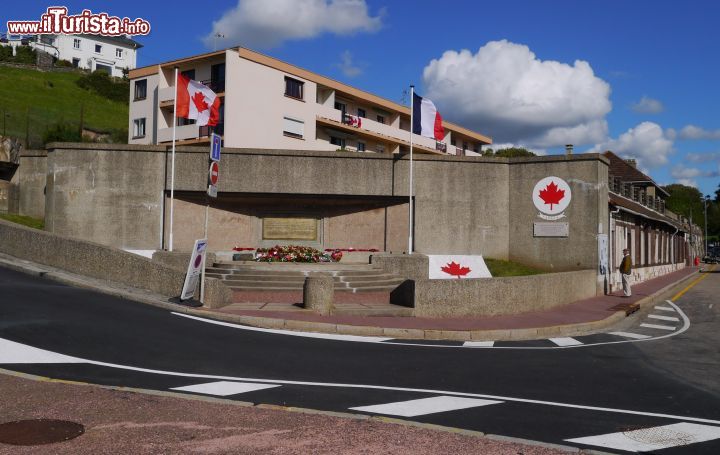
xmin=209 ymin=161 xmax=219 ymax=186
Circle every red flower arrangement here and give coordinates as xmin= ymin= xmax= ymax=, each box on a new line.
xmin=255 ymin=245 xmax=342 ymax=263
xmin=323 ymin=248 xmax=379 ymax=252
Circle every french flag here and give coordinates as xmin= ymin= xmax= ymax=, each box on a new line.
xmin=412 ymin=92 xmax=445 ymax=141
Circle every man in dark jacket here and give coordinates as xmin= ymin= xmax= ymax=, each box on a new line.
xmin=619 ymin=248 xmax=632 ymax=297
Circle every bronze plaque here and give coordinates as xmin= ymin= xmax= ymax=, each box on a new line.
xmin=262 ymin=217 xmax=318 ymax=241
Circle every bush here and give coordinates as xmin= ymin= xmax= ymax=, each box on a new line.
xmin=12 ymin=46 xmax=36 ymax=64
xmin=75 ymin=71 xmax=129 ymax=102
xmin=43 ymin=122 xmax=81 ymax=144
xmin=54 ymin=59 xmax=74 ymax=68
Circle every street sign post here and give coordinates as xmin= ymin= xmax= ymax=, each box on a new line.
xmin=210 ymin=133 xmax=221 ymax=162
xmin=208 ymin=161 xmax=219 ymax=198
xmin=180 ymin=238 xmax=207 ymax=300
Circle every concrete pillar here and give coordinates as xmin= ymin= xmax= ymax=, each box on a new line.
xmin=303 ymin=273 xmax=334 ymax=315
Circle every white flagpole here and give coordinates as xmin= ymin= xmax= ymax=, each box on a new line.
xmin=408 ymin=85 xmax=414 ymax=255
xmin=169 ymin=67 xmax=178 ymax=251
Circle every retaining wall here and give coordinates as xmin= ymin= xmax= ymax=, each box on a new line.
xmin=0 ymin=218 xmax=232 ymax=308
xmin=413 ymin=269 xmax=597 ymax=317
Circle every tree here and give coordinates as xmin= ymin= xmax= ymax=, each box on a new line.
xmin=484 ymin=147 xmax=536 ymax=158
xmin=715 ymin=182 xmax=720 ymax=203
xmin=663 ymin=183 xmax=705 ymax=227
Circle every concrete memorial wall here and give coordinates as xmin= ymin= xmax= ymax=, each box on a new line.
xmin=36 ymin=143 xmax=608 ymax=275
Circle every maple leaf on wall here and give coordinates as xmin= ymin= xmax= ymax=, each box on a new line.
xmin=539 ymin=181 xmax=565 ymax=210
xmin=192 ymin=92 xmax=209 ymax=113
xmin=441 ymin=261 xmax=472 ymax=278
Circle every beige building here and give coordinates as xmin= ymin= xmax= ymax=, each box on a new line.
xmin=127 ymin=48 xmax=492 ymax=155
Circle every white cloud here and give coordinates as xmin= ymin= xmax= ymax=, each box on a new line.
xmin=671 ymin=164 xmax=720 ymax=180
xmin=203 ymin=0 xmax=383 ymax=49
xmin=678 ymin=125 xmax=720 ymax=140
xmin=421 ymin=40 xmax=612 ymax=147
xmin=676 ymin=178 xmax=698 ymax=188
xmin=588 ymin=121 xmax=673 ymax=168
xmin=335 ymin=50 xmax=362 ymax=77
xmin=686 ymin=151 xmax=720 ymax=163
xmin=631 ymin=96 xmax=664 ymax=114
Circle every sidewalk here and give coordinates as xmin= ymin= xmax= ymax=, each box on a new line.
xmin=196 ymin=266 xmax=699 ymax=341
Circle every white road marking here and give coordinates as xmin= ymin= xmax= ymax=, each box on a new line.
xmin=463 ymin=341 xmax=495 ymax=347
xmin=0 ymin=338 xmax=85 ymax=364
xmin=172 ymin=299 xmax=690 ymax=350
xmin=172 ymin=312 xmax=391 ymax=343
xmin=609 ymin=332 xmax=652 ymax=340
xmin=350 ymin=396 xmax=503 ymax=417
xmin=170 ymin=381 xmax=280 ymax=396
xmin=654 ymin=306 xmax=675 ymax=312
xmin=565 ymin=422 xmax=720 ymax=452
xmin=548 ymin=337 xmax=583 ymax=347
xmin=641 ymin=323 xmax=677 ymax=331
xmin=2 ymin=336 xmax=719 ymax=425
xmin=648 ymin=314 xmax=680 ymax=322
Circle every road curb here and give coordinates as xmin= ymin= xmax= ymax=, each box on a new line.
xmin=0 ymin=253 xmax=699 ymax=342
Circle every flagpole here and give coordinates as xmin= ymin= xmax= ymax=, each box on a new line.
xmin=408 ymin=84 xmax=414 ymax=255
xmin=169 ymin=67 xmax=178 ymax=251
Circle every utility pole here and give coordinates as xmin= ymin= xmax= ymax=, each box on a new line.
xmin=704 ymin=195 xmax=710 ymax=257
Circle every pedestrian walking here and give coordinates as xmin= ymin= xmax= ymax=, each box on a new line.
xmin=619 ymin=248 xmax=632 ymax=297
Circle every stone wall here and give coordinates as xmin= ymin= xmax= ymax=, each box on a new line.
xmin=413 ymin=269 xmax=597 ymax=318
xmin=10 ymin=150 xmax=47 ymax=218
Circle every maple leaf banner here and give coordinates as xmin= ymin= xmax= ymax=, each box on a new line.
xmin=428 ymin=255 xmax=492 ymax=279
xmin=176 ymin=74 xmax=221 ymax=127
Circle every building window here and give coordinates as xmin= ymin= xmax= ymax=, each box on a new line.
xmin=330 ymin=136 xmax=346 ymax=149
xmin=357 ymin=142 xmax=365 ymax=152
xmin=116 ymin=48 xmax=123 ymax=58
xmin=376 ymin=114 xmax=385 ymax=124
xmin=283 ymin=117 xmax=304 ymax=139
xmin=95 ymin=63 xmax=112 ymax=74
xmin=133 ymin=118 xmax=146 ymax=138
xmin=375 ymin=144 xmax=385 ymax=153
xmin=357 ymin=108 xmax=366 ymax=118
xmin=41 ymin=36 xmax=54 ymax=45
xmin=95 ymin=44 xmax=102 ymax=53
xmin=73 ymin=38 xmax=81 ymax=49
xmin=134 ymin=79 xmax=147 ymax=101
xmin=72 ymin=58 xmax=80 ymax=68
xmin=284 ymin=76 xmax=304 ymax=100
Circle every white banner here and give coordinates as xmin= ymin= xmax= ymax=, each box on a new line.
xmin=180 ymin=238 xmax=207 ymax=300
xmin=428 ymin=255 xmax=492 ymax=279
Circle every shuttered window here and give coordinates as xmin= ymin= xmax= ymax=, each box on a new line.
xmin=283 ymin=117 xmax=304 ymax=139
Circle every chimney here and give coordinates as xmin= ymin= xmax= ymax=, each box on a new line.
xmin=625 ymin=159 xmax=637 ymax=168
xmin=565 ymin=144 xmax=573 ymax=155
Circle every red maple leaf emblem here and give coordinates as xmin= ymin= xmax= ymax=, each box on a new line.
xmin=191 ymin=91 xmax=209 ymax=113
xmin=441 ymin=261 xmax=471 ymax=278
xmin=538 ymin=181 xmax=565 ymax=210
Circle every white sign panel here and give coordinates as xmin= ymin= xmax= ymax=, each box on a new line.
xmin=532 ymin=176 xmax=572 ymax=216
xmin=598 ymin=234 xmax=608 ymax=275
xmin=180 ymin=238 xmax=207 ymax=300
xmin=428 ymin=255 xmax=492 ymax=279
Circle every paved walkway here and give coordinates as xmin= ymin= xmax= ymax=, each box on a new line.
xmin=200 ymin=267 xmax=699 ymax=340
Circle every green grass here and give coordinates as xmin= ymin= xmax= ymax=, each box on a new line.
xmin=0 ymin=66 xmax=128 ymax=147
xmin=484 ymin=258 xmax=546 ymax=277
xmin=0 ymin=213 xmax=44 ymax=229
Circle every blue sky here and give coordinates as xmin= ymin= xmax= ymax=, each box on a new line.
xmin=5 ymin=1 xmax=719 ymax=197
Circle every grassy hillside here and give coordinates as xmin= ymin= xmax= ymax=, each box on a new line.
xmin=0 ymin=66 xmax=128 ymax=148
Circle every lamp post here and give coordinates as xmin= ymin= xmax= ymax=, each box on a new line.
xmin=704 ymin=195 xmax=710 ymax=257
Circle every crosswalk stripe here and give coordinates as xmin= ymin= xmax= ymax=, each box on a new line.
xmin=648 ymin=314 xmax=680 ymax=322
xmin=565 ymin=422 xmax=720 ymax=452
xmin=609 ymin=331 xmax=652 ymax=339
xmin=170 ymin=381 xmax=280 ymax=396
xmin=463 ymin=341 xmax=495 ymax=347
xmin=641 ymin=323 xmax=676 ymax=331
xmin=654 ymin=305 xmax=675 ymax=312
xmin=548 ymin=337 xmax=583 ymax=347
xmin=349 ymin=396 xmax=503 ymax=417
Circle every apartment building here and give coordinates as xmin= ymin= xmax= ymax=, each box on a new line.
xmin=2 ymin=34 xmax=142 ymax=77
xmin=127 ymin=48 xmax=492 ymax=155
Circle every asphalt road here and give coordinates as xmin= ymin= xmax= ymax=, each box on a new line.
xmin=1 ymin=265 xmax=719 ymax=453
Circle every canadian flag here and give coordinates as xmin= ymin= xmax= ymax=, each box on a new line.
xmin=176 ymin=74 xmax=221 ymax=127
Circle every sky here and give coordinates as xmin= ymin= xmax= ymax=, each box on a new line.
xmin=4 ymin=0 xmax=720 ymax=198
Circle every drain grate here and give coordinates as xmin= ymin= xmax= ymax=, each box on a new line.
xmin=0 ymin=419 xmax=84 ymax=446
